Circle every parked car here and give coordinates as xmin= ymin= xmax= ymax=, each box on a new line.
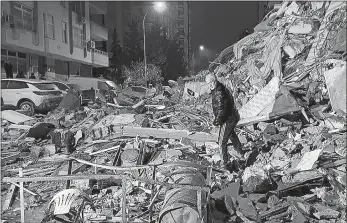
xmin=53 ymin=81 xmax=83 ymax=105
xmin=67 ymin=76 xmax=119 ymax=104
xmin=52 ymin=81 xmax=70 ymax=96
xmin=1 ymin=79 xmax=63 ymax=116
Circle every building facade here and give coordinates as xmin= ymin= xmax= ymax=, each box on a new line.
xmin=1 ymin=1 xmax=109 ymax=81
xmin=107 ymin=1 xmax=192 ymax=73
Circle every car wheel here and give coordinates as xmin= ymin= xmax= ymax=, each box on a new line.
xmin=19 ymin=101 xmax=35 ymax=116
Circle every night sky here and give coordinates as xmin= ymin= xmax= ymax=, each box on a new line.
xmin=191 ymin=1 xmax=260 ymax=58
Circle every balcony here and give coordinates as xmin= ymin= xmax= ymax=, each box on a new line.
xmin=89 ymin=1 xmax=107 ymax=14
xmin=92 ymin=49 xmax=109 ymax=67
xmin=90 ymin=20 xmax=108 ymax=41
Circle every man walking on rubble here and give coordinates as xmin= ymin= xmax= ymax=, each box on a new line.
xmin=205 ymin=73 xmax=243 ymax=167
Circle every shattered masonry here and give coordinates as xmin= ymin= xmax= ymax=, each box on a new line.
xmin=1 ymin=1 xmax=346 ymax=223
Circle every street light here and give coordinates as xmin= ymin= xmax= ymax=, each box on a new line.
xmin=154 ymin=2 xmax=167 ymax=13
xmin=199 ymin=45 xmax=204 ymax=51
xmin=143 ymin=2 xmax=167 ymax=86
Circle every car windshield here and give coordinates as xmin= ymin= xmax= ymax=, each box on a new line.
xmin=106 ymin=80 xmax=118 ymax=90
xmin=31 ymin=83 xmax=57 ymax=90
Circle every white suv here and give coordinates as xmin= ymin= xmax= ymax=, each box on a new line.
xmin=1 ymin=79 xmax=63 ymax=115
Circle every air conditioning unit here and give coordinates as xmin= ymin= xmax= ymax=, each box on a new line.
xmin=90 ymin=41 xmax=95 ymax=49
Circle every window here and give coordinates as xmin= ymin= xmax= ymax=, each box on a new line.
xmin=12 ymin=2 xmax=33 ymax=30
xmin=73 ymin=26 xmax=86 ymax=48
xmin=71 ymin=1 xmax=82 ymax=15
xmin=1 ymin=49 xmax=7 ymax=56
xmin=97 ymin=81 xmax=110 ymax=91
xmin=32 ymin=83 xmax=56 ymax=90
xmin=45 ymin=14 xmax=55 ymax=39
xmin=8 ymin=51 xmax=16 ymax=57
xmin=54 ymin=82 xmax=69 ymax=91
xmin=60 ymin=1 xmax=66 ymax=8
xmin=1 ymin=80 xmax=9 ymax=89
xmin=7 ymin=81 xmax=29 ymax=89
xmin=62 ymin=21 xmax=67 ymax=43
xmin=18 ymin=52 xmax=26 ymax=59
xmin=1 ymin=50 xmax=28 ymax=76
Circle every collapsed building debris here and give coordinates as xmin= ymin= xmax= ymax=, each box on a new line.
xmin=1 ymin=1 xmax=346 ymax=223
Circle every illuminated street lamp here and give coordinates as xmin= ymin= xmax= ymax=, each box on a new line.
xmin=199 ymin=45 xmax=204 ymax=51
xmin=143 ymin=2 xmax=167 ymax=86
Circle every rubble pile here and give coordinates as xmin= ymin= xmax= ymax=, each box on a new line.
xmin=1 ymin=1 xmax=346 ymax=223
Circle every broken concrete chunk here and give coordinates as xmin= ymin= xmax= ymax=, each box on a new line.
xmin=303 ymin=126 xmax=324 ymax=135
xmin=257 ymin=122 xmax=268 ymax=132
xmin=43 ymin=144 xmax=57 ymax=156
xmin=255 ymin=202 xmax=268 ymax=212
xmin=267 ymin=195 xmax=281 ymax=209
xmin=30 ymin=146 xmax=43 ymax=158
xmin=236 ymin=196 xmax=258 ymax=221
xmin=224 ymin=195 xmax=236 ymax=216
xmin=71 ymin=179 xmax=91 ymax=190
xmin=313 ymin=204 xmax=341 ymax=220
xmin=323 ymin=60 xmax=346 ymax=114
xmin=288 ymin=21 xmax=313 ymax=34
xmin=283 ymin=40 xmax=305 ymax=59
xmin=223 ymin=181 xmax=241 ymax=199
xmin=248 ymin=193 xmax=267 ymax=203
xmin=1 ymin=110 xmax=34 ymax=124
xmin=242 ymin=165 xmax=270 ymax=193
xmin=294 ymin=149 xmax=323 ymax=172
xmin=284 ymin=2 xmax=299 ymax=15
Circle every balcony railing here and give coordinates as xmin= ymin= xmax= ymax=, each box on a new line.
xmin=93 ymin=48 xmax=108 ymax=56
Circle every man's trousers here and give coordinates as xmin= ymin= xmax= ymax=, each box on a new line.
xmin=218 ymin=116 xmax=242 ymax=164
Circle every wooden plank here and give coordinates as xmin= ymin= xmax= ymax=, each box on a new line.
xmin=149 ymin=166 xmax=156 ymax=222
xmin=2 ymin=184 xmax=18 ymax=211
xmin=66 ymin=160 xmax=73 ymax=189
xmin=3 ymin=175 xmax=210 ymax=192
xmin=19 ymin=168 xmax=25 ymax=223
xmin=10 ymin=182 xmax=38 ymax=196
xmin=23 ymin=167 xmax=55 ymax=176
xmin=109 ymin=126 xmax=218 ymax=142
xmin=1 ymin=110 xmax=34 ymax=124
xmin=122 ymin=178 xmax=127 ymax=223
xmin=89 ymin=145 xmax=121 ymax=155
xmin=237 ymin=107 xmax=301 ymax=126
xmin=197 ymin=190 xmax=202 ymax=218
xmin=1 ymin=152 xmax=21 ymax=163
xmin=8 ymin=124 xmax=31 ymax=130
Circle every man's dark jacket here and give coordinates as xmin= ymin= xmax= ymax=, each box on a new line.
xmin=211 ymin=82 xmax=239 ymax=126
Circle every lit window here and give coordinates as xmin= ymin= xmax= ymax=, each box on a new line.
xmin=45 ymin=14 xmax=55 ymax=39
xmin=62 ymin=21 xmax=67 ymax=43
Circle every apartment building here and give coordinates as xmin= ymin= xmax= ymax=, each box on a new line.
xmin=107 ymin=1 xmax=192 ymax=73
xmin=1 ymin=1 xmax=109 ymax=81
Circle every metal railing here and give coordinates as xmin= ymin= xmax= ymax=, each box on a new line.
xmin=92 ymin=48 xmax=108 ymax=56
